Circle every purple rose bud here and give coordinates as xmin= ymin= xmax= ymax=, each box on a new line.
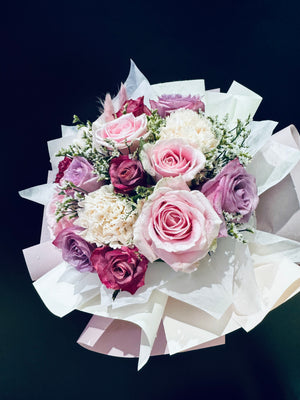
xmin=149 ymin=94 xmax=205 ymax=118
xmin=109 ymin=155 xmax=146 ymax=194
xmin=62 ymin=156 xmax=102 ymax=193
xmin=53 ymin=227 xmax=96 ymax=272
xmin=201 ymin=158 xmax=259 ymax=237
xmin=91 ymin=246 xmax=148 ymax=294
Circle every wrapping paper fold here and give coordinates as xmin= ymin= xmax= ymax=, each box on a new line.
xmin=20 ymin=62 xmax=300 ymax=369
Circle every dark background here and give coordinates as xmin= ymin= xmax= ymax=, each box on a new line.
xmin=2 ymin=0 xmax=300 ymax=399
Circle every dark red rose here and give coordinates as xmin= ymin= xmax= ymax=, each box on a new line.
xmin=109 ymin=155 xmax=146 ymax=194
xmin=55 ymin=156 xmax=72 ymax=183
xmin=91 ymin=246 xmax=148 ymax=294
xmin=115 ymin=96 xmax=151 ymax=118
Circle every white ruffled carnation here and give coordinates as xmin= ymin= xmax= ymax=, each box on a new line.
xmin=159 ymin=109 xmax=217 ymax=153
xmin=75 ymin=185 xmax=140 ymax=248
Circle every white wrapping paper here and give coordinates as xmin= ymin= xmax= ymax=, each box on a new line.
xmin=20 ymin=61 xmax=300 ymax=369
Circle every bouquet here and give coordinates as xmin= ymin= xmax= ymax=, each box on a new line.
xmin=20 ymin=61 xmax=300 ymax=369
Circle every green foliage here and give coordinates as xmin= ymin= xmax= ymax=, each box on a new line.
xmin=56 ymin=116 xmax=121 ymax=181
xmin=205 ymin=115 xmax=252 ymax=179
xmin=146 ymin=110 xmax=166 ymax=142
xmin=134 ymin=185 xmax=154 ymax=200
xmin=112 ymin=289 xmax=120 ymax=301
xmin=55 ymin=182 xmax=85 ymax=222
xmin=223 ymin=211 xmax=254 ymax=243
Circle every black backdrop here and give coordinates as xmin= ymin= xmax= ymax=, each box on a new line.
xmin=2 ymin=1 xmax=300 ymax=399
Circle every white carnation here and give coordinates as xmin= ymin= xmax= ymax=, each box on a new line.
xmin=75 ymin=185 xmax=140 ymax=248
xmin=159 ymin=109 xmax=218 ymax=153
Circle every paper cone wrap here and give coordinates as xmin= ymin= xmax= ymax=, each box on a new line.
xmin=20 ymin=62 xmax=300 ymax=369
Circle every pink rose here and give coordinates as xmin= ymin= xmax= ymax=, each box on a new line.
xmin=133 ymin=177 xmax=221 ymax=272
xmin=201 ymin=158 xmax=259 ymax=237
xmin=46 ymin=192 xmax=76 ymax=238
xmin=61 ymin=156 xmax=102 ymax=193
xmin=150 ymin=94 xmax=205 ymax=118
xmin=93 ymin=113 xmax=149 ymax=153
xmin=115 ymin=96 xmax=151 ymax=118
xmin=140 ymin=138 xmax=206 ymax=183
xmin=109 ymin=155 xmax=146 ymax=194
xmin=91 ymin=246 xmax=148 ymax=294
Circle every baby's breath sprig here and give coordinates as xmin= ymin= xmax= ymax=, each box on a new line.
xmin=116 ymin=185 xmax=154 ymax=206
xmin=73 ymin=115 xmax=93 ymax=131
xmin=205 ymin=115 xmax=252 ymax=179
xmin=56 ymin=116 xmax=121 ymax=181
xmin=114 ymin=185 xmax=154 ymax=221
xmin=146 ymin=110 xmax=166 ymax=142
xmin=58 ymin=181 xmax=88 ymax=196
xmin=133 ymin=185 xmax=154 ymax=201
xmin=55 ymin=182 xmax=86 ymax=222
xmin=223 ymin=211 xmax=254 ymax=243
xmin=91 ymin=141 xmax=120 ymax=181
xmin=223 ymin=211 xmax=243 ymax=224
xmin=55 ymin=198 xmax=79 ymax=222
xmin=56 ymin=116 xmax=94 ymax=160
xmin=132 ymin=137 xmax=146 ymax=160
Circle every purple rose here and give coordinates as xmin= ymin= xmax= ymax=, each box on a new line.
xmin=53 ymin=227 xmax=96 ymax=272
xmin=115 ymin=96 xmax=151 ymax=118
xmin=61 ymin=156 xmax=102 ymax=193
xmin=201 ymin=158 xmax=259 ymax=237
xmin=109 ymin=155 xmax=146 ymax=194
xmin=91 ymin=246 xmax=148 ymax=294
xmin=149 ymin=94 xmax=205 ymax=118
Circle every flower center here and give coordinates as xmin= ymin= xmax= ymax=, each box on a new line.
xmin=154 ymin=202 xmax=192 ymax=241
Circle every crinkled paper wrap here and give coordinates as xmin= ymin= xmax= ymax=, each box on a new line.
xmin=20 ymin=61 xmax=300 ymax=369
